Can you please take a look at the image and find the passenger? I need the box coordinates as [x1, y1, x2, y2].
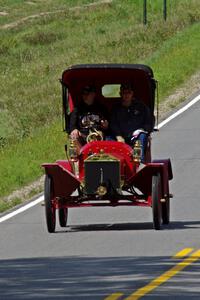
[110, 83, 154, 163]
[69, 85, 108, 145]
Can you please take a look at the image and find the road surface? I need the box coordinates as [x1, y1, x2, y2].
[1, 93, 200, 299]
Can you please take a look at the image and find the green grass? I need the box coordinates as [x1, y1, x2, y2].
[0, 0, 200, 204]
[148, 22, 200, 99]
[0, 0, 95, 25]
[0, 121, 66, 196]
[0, 197, 22, 213]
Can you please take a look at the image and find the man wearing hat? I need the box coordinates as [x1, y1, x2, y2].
[110, 83, 154, 162]
[69, 85, 108, 143]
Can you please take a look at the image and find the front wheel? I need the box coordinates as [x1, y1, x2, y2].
[161, 197, 170, 224]
[59, 208, 68, 227]
[152, 173, 162, 230]
[44, 175, 56, 233]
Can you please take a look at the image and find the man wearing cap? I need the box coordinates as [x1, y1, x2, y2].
[69, 85, 108, 144]
[110, 83, 154, 163]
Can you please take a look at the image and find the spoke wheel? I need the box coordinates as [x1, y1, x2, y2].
[44, 175, 56, 233]
[152, 173, 162, 230]
[59, 208, 68, 227]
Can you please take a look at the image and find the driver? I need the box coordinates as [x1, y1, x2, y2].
[110, 83, 154, 163]
[69, 85, 108, 144]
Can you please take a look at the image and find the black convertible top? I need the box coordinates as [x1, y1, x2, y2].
[63, 64, 154, 77]
[61, 64, 157, 131]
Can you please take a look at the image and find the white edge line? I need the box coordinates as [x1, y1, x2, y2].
[0, 195, 44, 223]
[158, 93, 200, 129]
[1, 92, 200, 223]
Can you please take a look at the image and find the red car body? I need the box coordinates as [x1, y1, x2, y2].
[42, 64, 173, 232]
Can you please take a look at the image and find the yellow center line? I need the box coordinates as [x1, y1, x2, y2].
[124, 249, 200, 300]
[104, 292, 124, 300]
[173, 247, 194, 259]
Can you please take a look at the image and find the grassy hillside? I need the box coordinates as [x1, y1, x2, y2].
[0, 0, 200, 203]
[0, 0, 94, 25]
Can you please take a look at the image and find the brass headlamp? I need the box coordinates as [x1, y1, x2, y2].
[133, 140, 142, 163]
[69, 137, 79, 161]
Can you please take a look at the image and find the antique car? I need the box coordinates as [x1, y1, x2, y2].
[42, 64, 173, 233]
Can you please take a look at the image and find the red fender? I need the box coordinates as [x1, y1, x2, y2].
[128, 159, 173, 197]
[42, 160, 80, 198]
[152, 159, 173, 180]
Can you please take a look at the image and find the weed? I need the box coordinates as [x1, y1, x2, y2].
[0, 197, 22, 213]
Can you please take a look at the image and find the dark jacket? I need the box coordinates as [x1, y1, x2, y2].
[69, 101, 107, 136]
[110, 99, 154, 139]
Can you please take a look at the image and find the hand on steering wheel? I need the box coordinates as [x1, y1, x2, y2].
[70, 129, 81, 140]
[100, 119, 109, 130]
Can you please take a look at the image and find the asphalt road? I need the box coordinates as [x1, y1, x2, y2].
[1, 94, 200, 299]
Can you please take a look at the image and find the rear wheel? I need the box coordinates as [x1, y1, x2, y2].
[59, 208, 68, 227]
[44, 175, 56, 233]
[161, 197, 170, 224]
[152, 173, 162, 230]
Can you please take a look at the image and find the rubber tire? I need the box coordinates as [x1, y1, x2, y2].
[44, 175, 56, 233]
[59, 208, 68, 227]
[152, 174, 162, 230]
[161, 197, 170, 225]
